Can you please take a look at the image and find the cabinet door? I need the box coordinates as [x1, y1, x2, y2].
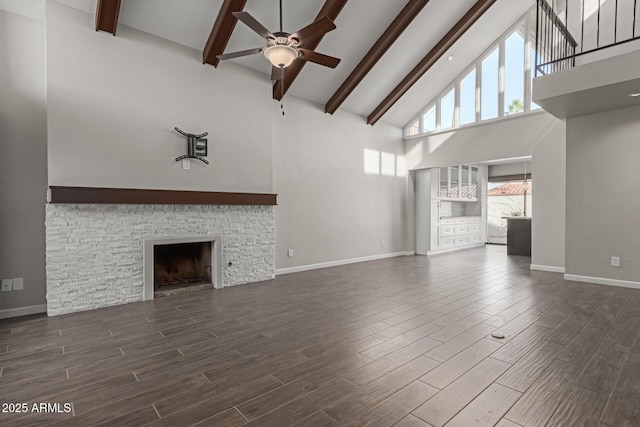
[440, 226, 455, 237]
[440, 237, 455, 248]
[455, 236, 468, 245]
[455, 225, 468, 235]
[439, 167, 448, 198]
[468, 234, 482, 243]
[470, 167, 479, 199]
[449, 166, 459, 198]
[461, 166, 469, 198]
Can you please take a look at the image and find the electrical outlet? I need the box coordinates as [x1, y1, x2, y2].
[1, 279, 11, 292]
[380, 240, 385, 247]
[182, 159, 191, 170]
[12, 277, 23, 291]
[287, 249, 294, 258]
[611, 256, 620, 267]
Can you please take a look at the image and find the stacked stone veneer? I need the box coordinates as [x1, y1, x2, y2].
[45, 204, 275, 316]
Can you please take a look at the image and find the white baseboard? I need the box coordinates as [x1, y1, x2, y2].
[564, 274, 640, 289]
[0, 304, 47, 320]
[530, 264, 565, 273]
[426, 243, 485, 256]
[276, 251, 414, 275]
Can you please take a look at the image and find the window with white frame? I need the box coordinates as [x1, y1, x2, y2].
[504, 22, 526, 115]
[422, 105, 436, 133]
[440, 87, 456, 130]
[459, 68, 476, 125]
[404, 7, 543, 138]
[405, 119, 419, 137]
[528, 11, 541, 110]
[481, 47, 499, 121]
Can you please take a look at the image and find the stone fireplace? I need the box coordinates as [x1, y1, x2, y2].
[45, 188, 276, 316]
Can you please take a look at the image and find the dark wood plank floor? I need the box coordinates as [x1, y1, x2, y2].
[2, 245, 640, 426]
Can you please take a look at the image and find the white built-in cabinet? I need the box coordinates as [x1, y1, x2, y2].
[415, 165, 487, 255]
[438, 165, 480, 200]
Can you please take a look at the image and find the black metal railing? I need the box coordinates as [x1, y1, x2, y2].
[535, 0, 640, 76]
[535, 0, 578, 75]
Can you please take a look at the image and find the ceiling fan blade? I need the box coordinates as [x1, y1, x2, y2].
[232, 12, 275, 39]
[289, 16, 336, 44]
[297, 48, 340, 68]
[271, 66, 284, 81]
[217, 48, 263, 60]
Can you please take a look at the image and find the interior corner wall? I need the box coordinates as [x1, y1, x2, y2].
[46, 2, 273, 193]
[529, 122, 565, 270]
[566, 105, 640, 283]
[273, 96, 407, 270]
[405, 111, 566, 270]
[0, 8, 47, 312]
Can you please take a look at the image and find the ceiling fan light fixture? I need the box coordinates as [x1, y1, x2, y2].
[264, 45, 298, 68]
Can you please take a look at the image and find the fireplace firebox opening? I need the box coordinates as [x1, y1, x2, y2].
[143, 235, 223, 301]
[153, 242, 212, 291]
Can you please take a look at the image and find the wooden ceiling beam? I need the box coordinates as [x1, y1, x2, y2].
[95, 0, 122, 35]
[203, 0, 248, 67]
[325, 0, 431, 115]
[273, 0, 349, 101]
[367, 0, 497, 125]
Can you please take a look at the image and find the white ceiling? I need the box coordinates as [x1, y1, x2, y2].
[0, 0, 45, 20]
[52, 0, 534, 127]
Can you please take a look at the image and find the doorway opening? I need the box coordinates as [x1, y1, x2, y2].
[484, 158, 532, 245]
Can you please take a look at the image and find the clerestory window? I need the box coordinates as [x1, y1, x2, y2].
[404, 7, 544, 138]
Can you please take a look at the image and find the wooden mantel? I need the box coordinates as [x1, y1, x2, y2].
[48, 186, 277, 206]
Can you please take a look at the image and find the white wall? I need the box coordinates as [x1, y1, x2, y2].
[47, 1, 273, 193]
[405, 112, 562, 169]
[273, 96, 407, 271]
[46, 2, 408, 278]
[489, 161, 530, 178]
[405, 111, 566, 270]
[566, 105, 640, 284]
[0, 6, 48, 315]
[413, 169, 432, 255]
[530, 125, 565, 270]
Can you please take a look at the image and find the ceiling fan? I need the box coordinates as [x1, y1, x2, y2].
[217, 0, 341, 81]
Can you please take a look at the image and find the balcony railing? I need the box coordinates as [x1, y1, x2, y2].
[535, 0, 640, 76]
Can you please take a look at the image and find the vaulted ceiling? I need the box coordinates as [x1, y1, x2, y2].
[56, 0, 534, 127]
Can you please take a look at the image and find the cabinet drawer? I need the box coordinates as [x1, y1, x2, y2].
[469, 224, 482, 233]
[455, 225, 468, 235]
[441, 218, 455, 225]
[440, 237, 454, 247]
[468, 217, 482, 224]
[454, 218, 467, 224]
[440, 226, 455, 237]
[468, 234, 482, 243]
[455, 236, 468, 245]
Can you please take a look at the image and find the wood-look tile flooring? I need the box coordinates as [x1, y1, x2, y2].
[2, 245, 640, 426]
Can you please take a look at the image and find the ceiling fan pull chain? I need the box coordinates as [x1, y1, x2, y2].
[281, 70, 285, 116]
